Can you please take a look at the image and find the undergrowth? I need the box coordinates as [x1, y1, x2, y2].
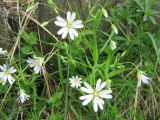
[0, 0, 160, 120]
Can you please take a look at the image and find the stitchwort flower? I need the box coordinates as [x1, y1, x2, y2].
[55, 11, 84, 40]
[17, 89, 30, 103]
[27, 55, 44, 74]
[0, 48, 7, 55]
[111, 24, 118, 34]
[137, 70, 151, 87]
[0, 64, 16, 85]
[79, 79, 112, 112]
[110, 40, 118, 50]
[102, 8, 108, 18]
[69, 76, 82, 88]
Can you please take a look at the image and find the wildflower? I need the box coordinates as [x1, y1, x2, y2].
[111, 24, 118, 34]
[79, 79, 112, 112]
[55, 11, 84, 40]
[69, 76, 82, 88]
[0, 64, 16, 85]
[110, 40, 117, 50]
[0, 48, 7, 55]
[137, 70, 151, 87]
[17, 89, 30, 103]
[26, 56, 44, 74]
[102, 8, 108, 18]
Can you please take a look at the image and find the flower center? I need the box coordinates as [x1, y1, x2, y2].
[5, 70, 10, 75]
[74, 79, 79, 84]
[67, 22, 72, 28]
[35, 60, 41, 67]
[93, 91, 98, 97]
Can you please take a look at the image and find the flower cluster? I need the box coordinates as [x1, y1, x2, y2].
[0, 48, 44, 103]
[0, 63, 30, 103]
[0, 9, 153, 113]
[69, 76, 112, 112]
[69, 69, 152, 112]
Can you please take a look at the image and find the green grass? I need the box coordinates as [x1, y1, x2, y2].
[0, 0, 160, 120]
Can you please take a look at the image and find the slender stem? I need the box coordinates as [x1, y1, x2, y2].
[99, 32, 114, 55]
[64, 64, 70, 120]
[134, 83, 139, 120]
[42, 69, 51, 97]
[44, 49, 57, 64]
[57, 50, 63, 87]
[0, 84, 13, 110]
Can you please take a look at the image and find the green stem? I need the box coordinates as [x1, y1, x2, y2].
[64, 64, 70, 120]
[99, 32, 114, 55]
[0, 84, 13, 110]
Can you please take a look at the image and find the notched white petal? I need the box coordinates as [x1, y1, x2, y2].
[55, 21, 66, 27]
[84, 82, 93, 91]
[56, 16, 67, 24]
[80, 87, 93, 94]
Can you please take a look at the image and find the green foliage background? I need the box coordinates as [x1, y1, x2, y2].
[0, 0, 160, 120]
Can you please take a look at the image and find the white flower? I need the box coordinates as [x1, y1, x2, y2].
[79, 79, 112, 112]
[102, 8, 108, 18]
[17, 89, 30, 103]
[137, 70, 151, 87]
[111, 24, 118, 34]
[55, 11, 84, 40]
[69, 76, 82, 88]
[110, 40, 118, 50]
[0, 64, 16, 85]
[27, 56, 44, 74]
[0, 48, 7, 55]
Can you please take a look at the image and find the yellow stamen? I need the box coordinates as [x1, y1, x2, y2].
[35, 60, 41, 67]
[67, 23, 72, 28]
[93, 92, 98, 97]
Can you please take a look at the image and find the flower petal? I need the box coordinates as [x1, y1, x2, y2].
[9, 67, 16, 73]
[72, 20, 84, 29]
[80, 95, 93, 106]
[141, 76, 149, 84]
[0, 65, 4, 71]
[97, 99, 104, 110]
[57, 27, 66, 35]
[84, 82, 93, 92]
[56, 16, 67, 24]
[55, 21, 66, 27]
[79, 94, 93, 100]
[71, 83, 76, 87]
[34, 66, 41, 74]
[93, 98, 98, 112]
[70, 12, 76, 22]
[80, 87, 93, 94]
[99, 90, 112, 99]
[69, 29, 74, 40]
[8, 76, 15, 84]
[67, 11, 71, 22]
[72, 20, 82, 25]
[105, 95, 112, 99]
[62, 28, 68, 39]
[96, 79, 101, 90]
[96, 80, 107, 92]
[70, 28, 78, 37]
